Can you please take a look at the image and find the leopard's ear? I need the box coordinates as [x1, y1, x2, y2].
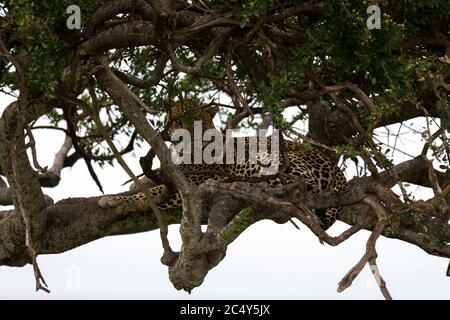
[207, 105, 220, 118]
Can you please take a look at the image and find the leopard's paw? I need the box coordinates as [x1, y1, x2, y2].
[98, 196, 126, 208]
[129, 176, 157, 192]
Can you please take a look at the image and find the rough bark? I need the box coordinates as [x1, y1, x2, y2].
[1, 167, 448, 267]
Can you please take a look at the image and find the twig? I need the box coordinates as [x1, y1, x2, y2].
[112, 52, 168, 89]
[25, 127, 46, 173]
[369, 258, 392, 300]
[47, 136, 72, 178]
[440, 130, 450, 166]
[422, 110, 447, 210]
[337, 196, 393, 300]
[225, 52, 253, 119]
[31, 126, 69, 134]
[421, 128, 442, 156]
[166, 30, 229, 74]
[425, 156, 443, 197]
[336, 221, 385, 294]
[360, 151, 379, 178]
[62, 103, 104, 193]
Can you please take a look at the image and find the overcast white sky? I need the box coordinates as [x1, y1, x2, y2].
[0, 93, 449, 300]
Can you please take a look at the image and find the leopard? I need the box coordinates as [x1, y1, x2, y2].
[99, 99, 348, 230]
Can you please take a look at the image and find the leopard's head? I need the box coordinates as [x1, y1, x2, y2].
[164, 99, 219, 137]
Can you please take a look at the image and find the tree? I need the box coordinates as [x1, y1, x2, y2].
[0, 0, 448, 299]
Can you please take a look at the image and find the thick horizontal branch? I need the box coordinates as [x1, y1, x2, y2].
[267, 1, 325, 23]
[79, 10, 238, 57]
[1, 172, 448, 267]
[79, 21, 157, 55]
[356, 156, 449, 190]
[306, 88, 442, 147]
[85, 0, 154, 37]
[0, 194, 169, 266]
[0, 186, 54, 207]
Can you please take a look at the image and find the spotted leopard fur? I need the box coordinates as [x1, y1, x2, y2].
[99, 99, 348, 230]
